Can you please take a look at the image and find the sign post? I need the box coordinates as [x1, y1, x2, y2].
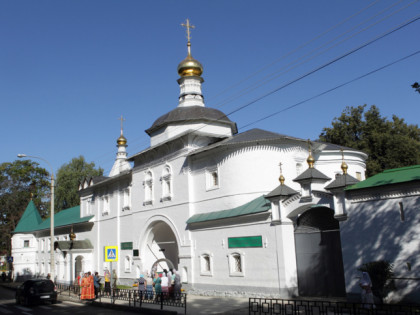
[105, 246, 118, 302]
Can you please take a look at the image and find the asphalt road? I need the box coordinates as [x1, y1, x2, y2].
[0, 286, 142, 315]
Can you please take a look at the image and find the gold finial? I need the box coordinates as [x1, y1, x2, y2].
[307, 139, 315, 168]
[69, 225, 76, 241]
[117, 115, 127, 146]
[178, 19, 203, 77]
[30, 192, 34, 200]
[340, 148, 348, 175]
[279, 162, 285, 185]
[181, 18, 195, 56]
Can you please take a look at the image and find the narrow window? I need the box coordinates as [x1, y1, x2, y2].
[233, 254, 242, 273]
[399, 202, 405, 222]
[125, 256, 131, 272]
[356, 172, 362, 181]
[212, 172, 218, 186]
[24, 240, 29, 248]
[144, 171, 153, 205]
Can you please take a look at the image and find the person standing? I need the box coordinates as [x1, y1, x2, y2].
[359, 271, 375, 308]
[153, 272, 162, 302]
[145, 272, 154, 300]
[138, 274, 146, 299]
[173, 270, 182, 300]
[104, 270, 111, 296]
[112, 269, 118, 290]
[93, 272, 100, 299]
[86, 271, 95, 300]
[80, 273, 88, 300]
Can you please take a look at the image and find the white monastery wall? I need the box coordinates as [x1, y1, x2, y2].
[341, 189, 420, 302]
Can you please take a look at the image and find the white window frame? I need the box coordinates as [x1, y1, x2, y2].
[228, 252, 245, 277]
[161, 165, 172, 202]
[143, 171, 154, 205]
[124, 255, 131, 272]
[122, 187, 131, 211]
[102, 195, 110, 215]
[199, 252, 213, 276]
[206, 166, 219, 191]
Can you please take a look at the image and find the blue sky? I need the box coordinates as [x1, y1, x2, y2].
[1, 0, 419, 175]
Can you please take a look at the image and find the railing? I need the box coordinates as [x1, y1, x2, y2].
[55, 284, 186, 314]
[249, 298, 420, 315]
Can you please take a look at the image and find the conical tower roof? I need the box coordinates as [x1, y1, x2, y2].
[13, 200, 43, 233]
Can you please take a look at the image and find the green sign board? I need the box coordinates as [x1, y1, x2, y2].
[228, 236, 263, 248]
[121, 242, 133, 250]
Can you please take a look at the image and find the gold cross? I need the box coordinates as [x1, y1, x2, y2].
[181, 19, 195, 43]
[279, 162, 283, 174]
[118, 115, 125, 135]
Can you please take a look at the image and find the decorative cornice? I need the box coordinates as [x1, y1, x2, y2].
[348, 187, 420, 203]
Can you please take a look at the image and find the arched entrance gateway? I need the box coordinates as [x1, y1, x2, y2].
[294, 207, 346, 297]
[141, 220, 179, 274]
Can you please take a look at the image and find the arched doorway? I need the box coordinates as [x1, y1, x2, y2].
[294, 207, 346, 297]
[74, 256, 83, 279]
[141, 221, 179, 274]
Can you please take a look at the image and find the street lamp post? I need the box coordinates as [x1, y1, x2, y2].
[17, 154, 55, 282]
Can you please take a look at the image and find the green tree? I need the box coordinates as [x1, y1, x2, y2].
[0, 160, 50, 255]
[319, 105, 420, 176]
[55, 156, 103, 211]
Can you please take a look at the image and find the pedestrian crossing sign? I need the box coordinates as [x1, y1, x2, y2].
[105, 246, 118, 262]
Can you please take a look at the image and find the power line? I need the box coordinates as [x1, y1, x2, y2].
[240, 50, 420, 130]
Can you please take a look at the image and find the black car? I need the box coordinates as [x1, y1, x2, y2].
[15, 279, 57, 305]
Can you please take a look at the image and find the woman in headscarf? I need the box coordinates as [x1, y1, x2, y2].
[359, 271, 375, 308]
[153, 272, 162, 302]
[138, 273, 146, 299]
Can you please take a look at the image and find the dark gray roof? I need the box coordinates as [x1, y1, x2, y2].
[90, 176, 108, 184]
[146, 106, 238, 135]
[265, 184, 299, 199]
[325, 174, 359, 190]
[190, 128, 366, 157]
[190, 128, 305, 156]
[55, 239, 93, 250]
[293, 168, 331, 182]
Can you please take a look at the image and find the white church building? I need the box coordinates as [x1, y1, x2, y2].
[12, 25, 419, 301]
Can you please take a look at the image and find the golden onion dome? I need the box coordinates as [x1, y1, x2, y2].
[117, 134, 127, 146]
[307, 154, 315, 168]
[341, 161, 348, 174]
[177, 53, 203, 77]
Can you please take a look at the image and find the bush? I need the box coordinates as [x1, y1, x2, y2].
[359, 260, 396, 303]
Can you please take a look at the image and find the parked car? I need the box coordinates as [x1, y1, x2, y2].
[15, 279, 57, 305]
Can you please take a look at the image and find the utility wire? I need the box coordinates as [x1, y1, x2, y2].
[97, 13, 420, 174]
[211, 0, 413, 110]
[240, 50, 420, 130]
[206, 0, 382, 104]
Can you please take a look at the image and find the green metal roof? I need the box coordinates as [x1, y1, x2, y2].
[13, 200, 43, 233]
[186, 195, 271, 224]
[13, 203, 93, 234]
[37, 205, 93, 231]
[346, 165, 420, 191]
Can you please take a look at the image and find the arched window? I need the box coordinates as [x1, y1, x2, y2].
[200, 253, 212, 276]
[228, 252, 244, 277]
[161, 165, 172, 201]
[206, 166, 219, 190]
[144, 171, 153, 205]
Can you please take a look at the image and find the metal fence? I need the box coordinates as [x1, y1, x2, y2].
[55, 284, 186, 314]
[249, 298, 420, 315]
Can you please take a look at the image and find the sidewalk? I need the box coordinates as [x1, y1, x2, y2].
[59, 290, 249, 314]
[1, 281, 249, 314]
